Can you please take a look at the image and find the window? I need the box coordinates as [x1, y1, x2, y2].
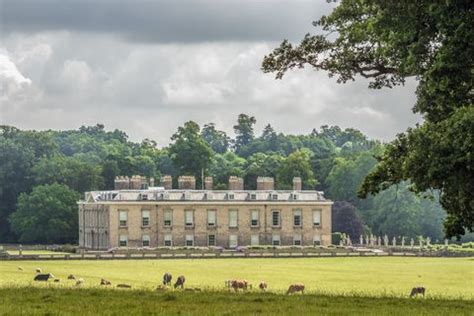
[164, 234, 172, 247]
[119, 235, 128, 247]
[250, 193, 257, 200]
[142, 210, 150, 227]
[293, 209, 302, 227]
[119, 210, 127, 227]
[185, 210, 194, 227]
[229, 235, 238, 248]
[142, 235, 150, 247]
[272, 210, 280, 227]
[272, 235, 281, 246]
[251, 209, 259, 227]
[141, 194, 148, 200]
[229, 209, 238, 228]
[313, 210, 321, 227]
[208, 234, 216, 246]
[251, 235, 259, 246]
[228, 193, 235, 200]
[185, 235, 194, 247]
[207, 210, 217, 227]
[292, 193, 298, 200]
[313, 235, 321, 246]
[164, 210, 172, 227]
[293, 234, 302, 246]
[272, 194, 278, 200]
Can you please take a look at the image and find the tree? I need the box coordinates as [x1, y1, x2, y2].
[332, 201, 364, 239]
[169, 121, 213, 181]
[233, 114, 256, 153]
[9, 184, 80, 244]
[201, 123, 230, 154]
[244, 152, 284, 189]
[209, 152, 246, 188]
[277, 149, 318, 189]
[262, 1, 473, 237]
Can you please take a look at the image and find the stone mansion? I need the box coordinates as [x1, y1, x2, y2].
[78, 175, 332, 250]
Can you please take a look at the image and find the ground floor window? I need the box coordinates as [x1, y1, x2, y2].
[142, 235, 150, 247]
[293, 234, 302, 246]
[251, 234, 259, 246]
[229, 235, 238, 248]
[272, 235, 280, 246]
[186, 235, 194, 247]
[164, 234, 172, 247]
[119, 235, 128, 247]
[208, 234, 216, 246]
[313, 235, 321, 246]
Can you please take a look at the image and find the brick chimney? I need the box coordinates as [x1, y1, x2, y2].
[257, 177, 274, 190]
[228, 176, 244, 190]
[204, 177, 213, 190]
[114, 176, 130, 190]
[293, 177, 302, 191]
[178, 176, 196, 190]
[160, 175, 173, 190]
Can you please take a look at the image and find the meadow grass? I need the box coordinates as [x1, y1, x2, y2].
[0, 286, 472, 315]
[1, 257, 472, 299]
[6, 250, 69, 255]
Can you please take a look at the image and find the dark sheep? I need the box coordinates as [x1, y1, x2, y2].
[67, 274, 76, 280]
[163, 272, 172, 286]
[174, 275, 186, 289]
[100, 278, 112, 286]
[34, 273, 54, 281]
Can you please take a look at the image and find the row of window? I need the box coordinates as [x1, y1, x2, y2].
[118, 234, 322, 247]
[119, 209, 322, 228]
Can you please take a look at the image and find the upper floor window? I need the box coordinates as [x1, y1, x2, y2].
[185, 210, 194, 227]
[119, 210, 127, 227]
[272, 210, 280, 227]
[142, 210, 150, 227]
[293, 209, 302, 227]
[207, 210, 217, 227]
[251, 209, 259, 227]
[313, 210, 321, 227]
[229, 209, 238, 228]
[163, 209, 172, 227]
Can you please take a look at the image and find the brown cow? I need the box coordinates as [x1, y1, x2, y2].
[163, 273, 172, 286]
[410, 287, 426, 297]
[287, 284, 305, 294]
[231, 279, 249, 292]
[259, 281, 267, 292]
[67, 274, 76, 280]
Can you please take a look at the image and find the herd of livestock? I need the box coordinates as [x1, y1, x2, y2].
[20, 266, 425, 297]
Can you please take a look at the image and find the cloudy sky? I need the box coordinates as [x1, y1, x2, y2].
[0, 0, 421, 145]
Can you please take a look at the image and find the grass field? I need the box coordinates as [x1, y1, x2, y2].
[1, 287, 473, 315]
[1, 257, 473, 299]
[6, 250, 69, 255]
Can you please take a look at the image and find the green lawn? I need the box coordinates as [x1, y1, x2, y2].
[0, 287, 472, 316]
[6, 250, 69, 255]
[1, 257, 472, 299]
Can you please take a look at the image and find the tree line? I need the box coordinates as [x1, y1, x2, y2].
[1, 116, 461, 245]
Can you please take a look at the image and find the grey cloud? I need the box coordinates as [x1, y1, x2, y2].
[1, 0, 334, 43]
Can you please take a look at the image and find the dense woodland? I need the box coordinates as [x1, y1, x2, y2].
[1, 116, 459, 244]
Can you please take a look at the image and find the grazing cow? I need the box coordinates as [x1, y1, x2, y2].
[287, 284, 305, 295]
[100, 278, 111, 286]
[54, 279, 60, 283]
[224, 280, 233, 289]
[17, 266, 24, 271]
[67, 274, 76, 280]
[259, 281, 267, 292]
[117, 284, 132, 288]
[34, 273, 54, 282]
[231, 279, 249, 292]
[75, 278, 85, 286]
[174, 275, 186, 289]
[410, 287, 426, 297]
[162, 273, 172, 286]
[36, 268, 42, 273]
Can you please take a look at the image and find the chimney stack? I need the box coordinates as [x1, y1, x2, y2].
[178, 176, 196, 190]
[160, 175, 173, 190]
[204, 177, 213, 190]
[114, 176, 130, 190]
[293, 177, 302, 191]
[257, 177, 274, 190]
[228, 176, 244, 190]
